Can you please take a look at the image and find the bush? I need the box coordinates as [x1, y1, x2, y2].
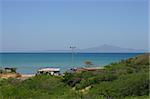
[0, 75, 74, 98]
[89, 72, 149, 98]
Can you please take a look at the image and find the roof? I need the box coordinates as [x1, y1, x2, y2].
[38, 68, 60, 72]
[75, 67, 103, 72]
[4, 67, 16, 69]
[83, 68, 101, 71]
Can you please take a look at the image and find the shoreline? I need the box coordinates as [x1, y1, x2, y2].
[0, 53, 142, 74]
[0, 73, 35, 80]
[0, 67, 104, 80]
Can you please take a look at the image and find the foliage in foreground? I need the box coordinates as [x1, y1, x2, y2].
[63, 54, 149, 98]
[0, 75, 81, 99]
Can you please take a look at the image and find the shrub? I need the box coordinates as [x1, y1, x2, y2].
[89, 72, 149, 98]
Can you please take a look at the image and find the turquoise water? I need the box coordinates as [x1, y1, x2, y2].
[0, 53, 142, 74]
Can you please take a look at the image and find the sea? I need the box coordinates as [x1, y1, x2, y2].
[0, 53, 143, 74]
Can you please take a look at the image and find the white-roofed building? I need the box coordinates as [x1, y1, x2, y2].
[37, 68, 60, 76]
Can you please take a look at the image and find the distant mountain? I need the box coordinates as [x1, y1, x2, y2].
[44, 44, 147, 53]
[43, 49, 71, 53]
[77, 44, 146, 53]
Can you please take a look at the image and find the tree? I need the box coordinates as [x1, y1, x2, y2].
[11, 68, 17, 73]
[84, 60, 93, 67]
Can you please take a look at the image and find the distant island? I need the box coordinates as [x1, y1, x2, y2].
[43, 44, 147, 53]
[1, 44, 147, 53]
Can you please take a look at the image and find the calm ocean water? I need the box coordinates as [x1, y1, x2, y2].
[0, 53, 142, 74]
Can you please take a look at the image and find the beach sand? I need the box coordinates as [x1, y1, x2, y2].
[0, 73, 35, 80]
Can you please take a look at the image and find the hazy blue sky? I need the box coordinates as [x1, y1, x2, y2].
[0, 0, 149, 52]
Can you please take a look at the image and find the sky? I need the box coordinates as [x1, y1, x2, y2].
[0, 0, 149, 52]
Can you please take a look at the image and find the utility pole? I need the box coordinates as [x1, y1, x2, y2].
[70, 46, 76, 67]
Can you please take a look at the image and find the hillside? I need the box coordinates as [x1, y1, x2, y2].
[63, 53, 149, 98]
[129, 53, 149, 65]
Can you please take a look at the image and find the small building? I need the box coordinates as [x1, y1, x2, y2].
[71, 67, 104, 73]
[4, 67, 17, 73]
[37, 68, 60, 76]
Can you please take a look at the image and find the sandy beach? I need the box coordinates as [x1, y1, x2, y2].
[0, 73, 35, 80]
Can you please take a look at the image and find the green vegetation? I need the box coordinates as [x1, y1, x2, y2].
[0, 54, 149, 99]
[0, 75, 80, 99]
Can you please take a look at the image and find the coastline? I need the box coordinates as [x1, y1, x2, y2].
[0, 53, 142, 74]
